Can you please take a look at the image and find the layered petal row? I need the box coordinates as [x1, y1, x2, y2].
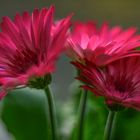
[66, 22, 140, 66]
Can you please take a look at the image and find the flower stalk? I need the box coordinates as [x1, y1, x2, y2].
[77, 89, 88, 140]
[104, 111, 117, 140]
[44, 86, 58, 140]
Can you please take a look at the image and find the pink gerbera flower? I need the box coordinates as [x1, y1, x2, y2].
[67, 22, 140, 66]
[72, 56, 140, 110]
[0, 6, 71, 99]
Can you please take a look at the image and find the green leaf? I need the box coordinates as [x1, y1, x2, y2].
[114, 109, 140, 140]
[60, 81, 107, 140]
[83, 94, 107, 140]
[1, 88, 49, 140]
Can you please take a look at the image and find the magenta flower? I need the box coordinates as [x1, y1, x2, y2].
[0, 6, 71, 99]
[66, 22, 140, 66]
[72, 56, 140, 110]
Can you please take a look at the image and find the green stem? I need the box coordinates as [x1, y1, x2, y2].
[104, 111, 117, 140]
[44, 86, 58, 140]
[77, 89, 88, 140]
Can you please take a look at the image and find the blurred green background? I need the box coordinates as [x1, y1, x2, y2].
[0, 0, 140, 140]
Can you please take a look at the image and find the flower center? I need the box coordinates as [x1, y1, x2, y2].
[113, 76, 135, 99]
[115, 85, 126, 93]
[114, 76, 131, 93]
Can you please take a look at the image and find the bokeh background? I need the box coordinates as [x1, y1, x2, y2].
[0, 0, 140, 140]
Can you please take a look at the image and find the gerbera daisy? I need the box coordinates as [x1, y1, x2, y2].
[0, 6, 71, 99]
[67, 22, 140, 66]
[72, 56, 140, 110]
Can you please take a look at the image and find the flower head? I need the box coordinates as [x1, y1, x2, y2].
[0, 6, 71, 99]
[67, 22, 140, 66]
[73, 56, 140, 110]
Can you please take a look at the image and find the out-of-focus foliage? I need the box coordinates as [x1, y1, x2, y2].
[58, 80, 107, 140]
[57, 80, 140, 140]
[1, 88, 49, 140]
[0, 81, 140, 140]
[114, 109, 140, 140]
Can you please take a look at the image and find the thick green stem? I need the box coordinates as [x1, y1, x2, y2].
[77, 89, 88, 140]
[104, 111, 117, 140]
[44, 86, 58, 140]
